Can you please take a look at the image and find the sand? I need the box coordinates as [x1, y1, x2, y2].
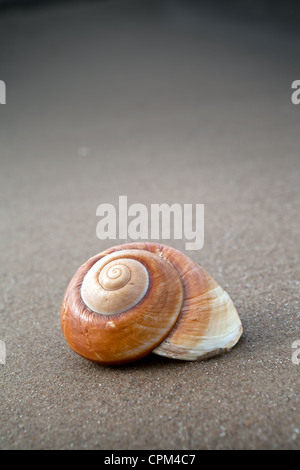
[0, 0, 299, 450]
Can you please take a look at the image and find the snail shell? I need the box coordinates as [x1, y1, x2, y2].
[61, 242, 243, 365]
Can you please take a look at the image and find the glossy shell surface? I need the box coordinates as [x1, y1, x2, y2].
[61, 243, 243, 365]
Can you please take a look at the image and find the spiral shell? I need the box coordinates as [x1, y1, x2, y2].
[60, 242, 243, 365]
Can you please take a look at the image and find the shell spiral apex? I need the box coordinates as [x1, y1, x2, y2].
[60, 242, 243, 365]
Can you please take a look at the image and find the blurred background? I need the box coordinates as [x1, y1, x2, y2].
[1, 0, 299, 450]
[2, 0, 300, 25]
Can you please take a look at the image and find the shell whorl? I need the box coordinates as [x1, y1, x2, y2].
[61, 242, 243, 365]
[81, 255, 149, 315]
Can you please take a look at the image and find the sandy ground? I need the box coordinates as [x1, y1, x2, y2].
[0, 0, 299, 450]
